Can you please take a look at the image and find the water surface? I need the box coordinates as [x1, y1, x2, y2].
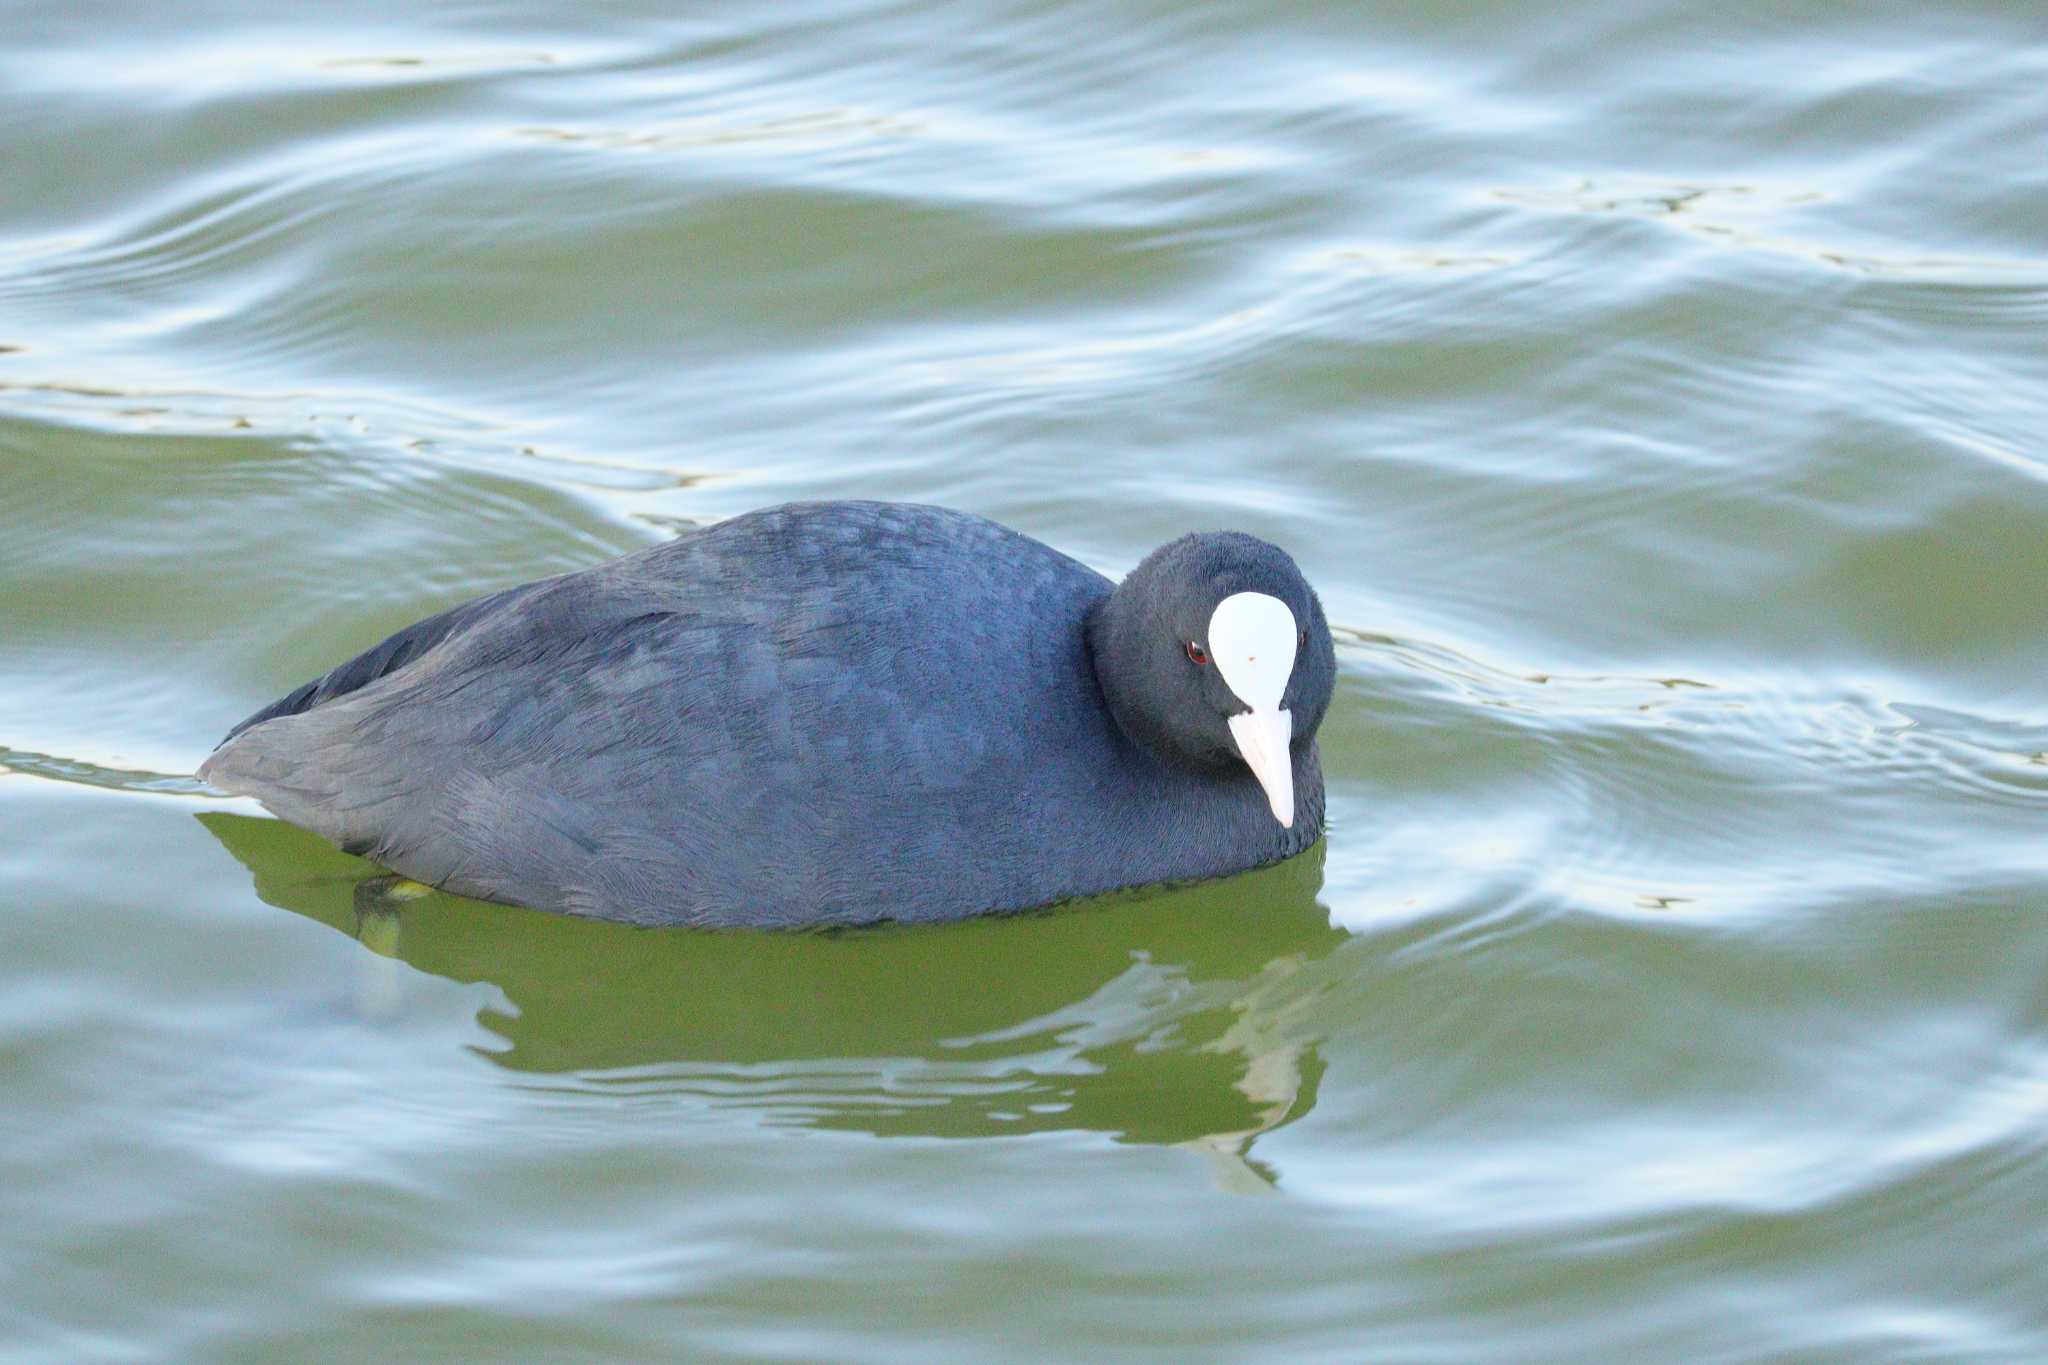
[4, 0, 2047, 1359]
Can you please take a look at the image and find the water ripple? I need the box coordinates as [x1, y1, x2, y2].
[0, 746, 206, 797]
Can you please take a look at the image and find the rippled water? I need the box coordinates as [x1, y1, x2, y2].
[5, 0, 2047, 1358]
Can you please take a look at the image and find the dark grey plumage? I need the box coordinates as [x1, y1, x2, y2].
[200, 501, 1336, 927]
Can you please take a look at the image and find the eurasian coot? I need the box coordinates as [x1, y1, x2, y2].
[200, 501, 1336, 926]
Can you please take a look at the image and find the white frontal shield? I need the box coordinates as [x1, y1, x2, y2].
[1208, 592, 1300, 827]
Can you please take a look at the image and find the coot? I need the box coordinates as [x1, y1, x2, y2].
[201, 501, 1337, 927]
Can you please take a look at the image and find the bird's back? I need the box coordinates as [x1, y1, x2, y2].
[203, 501, 1151, 925]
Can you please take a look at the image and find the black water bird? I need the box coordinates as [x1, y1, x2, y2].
[200, 501, 1337, 926]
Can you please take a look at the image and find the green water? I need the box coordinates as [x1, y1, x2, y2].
[5, 1, 2047, 1359]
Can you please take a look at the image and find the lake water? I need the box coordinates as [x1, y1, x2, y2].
[5, 1, 2046, 1358]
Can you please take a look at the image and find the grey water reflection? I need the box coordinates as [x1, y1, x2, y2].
[201, 811, 1345, 1179]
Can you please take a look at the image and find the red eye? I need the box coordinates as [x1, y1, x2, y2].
[1299, 628, 1309, 648]
[1185, 640, 1209, 666]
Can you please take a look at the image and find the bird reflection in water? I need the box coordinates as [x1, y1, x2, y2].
[202, 811, 1347, 1188]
